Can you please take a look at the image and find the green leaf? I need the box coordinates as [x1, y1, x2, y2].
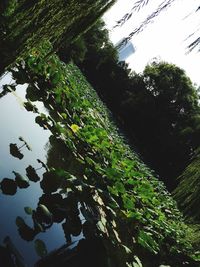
[70, 124, 80, 133]
[122, 195, 135, 210]
[51, 72, 61, 85]
[38, 204, 52, 219]
[24, 207, 33, 215]
[97, 221, 106, 233]
[61, 113, 67, 119]
[133, 255, 143, 267]
[138, 230, 159, 254]
[13, 171, 30, 189]
[34, 239, 48, 258]
[115, 182, 126, 194]
[121, 245, 132, 254]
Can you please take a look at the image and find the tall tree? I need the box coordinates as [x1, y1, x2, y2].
[121, 61, 200, 189]
[60, 21, 200, 189]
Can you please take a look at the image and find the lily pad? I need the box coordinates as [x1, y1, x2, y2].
[39, 193, 65, 223]
[9, 143, 24, 159]
[40, 170, 63, 193]
[37, 159, 48, 171]
[24, 207, 33, 215]
[13, 171, 30, 188]
[0, 178, 17, 195]
[35, 115, 50, 130]
[26, 165, 40, 182]
[24, 101, 38, 112]
[35, 204, 52, 225]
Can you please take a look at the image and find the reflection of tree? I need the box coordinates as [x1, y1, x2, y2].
[8, 130, 113, 266]
[1, 69, 132, 267]
[15, 164, 85, 244]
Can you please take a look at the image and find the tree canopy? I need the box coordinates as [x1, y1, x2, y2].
[121, 61, 200, 189]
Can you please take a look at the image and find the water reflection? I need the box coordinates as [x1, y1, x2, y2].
[0, 70, 66, 266]
[35, 231, 107, 267]
[0, 70, 89, 266]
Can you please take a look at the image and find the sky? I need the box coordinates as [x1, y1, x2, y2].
[103, 0, 200, 86]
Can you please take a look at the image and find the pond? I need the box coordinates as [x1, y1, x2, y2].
[0, 71, 84, 266]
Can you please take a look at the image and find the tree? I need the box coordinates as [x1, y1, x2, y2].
[60, 20, 200, 189]
[121, 61, 200, 189]
[58, 19, 132, 111]
[0, 0, 116, 73]
[58, 19, 110, 65]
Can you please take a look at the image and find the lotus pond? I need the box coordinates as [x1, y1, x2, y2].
[0, 49, 198, 267]
[0, 71, 85, 266]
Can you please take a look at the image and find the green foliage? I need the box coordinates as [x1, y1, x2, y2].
[136, 61, 200, 187]
[0, 0, 116, 73]
[2, 0, 18, 16]
[138, 230, 159, 254]
[58, 19, 115, 64]
[9, 43, 200, 265]
[1, 1, 200, 265]
[132, 256, 143, 267]
[24, 207, 33, 215]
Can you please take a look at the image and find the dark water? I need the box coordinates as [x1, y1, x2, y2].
[0, 72, 81, 266]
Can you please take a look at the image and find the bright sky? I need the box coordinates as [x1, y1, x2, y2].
[103, 0, 200, 86]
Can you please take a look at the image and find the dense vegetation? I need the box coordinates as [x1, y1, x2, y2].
[0, 0, 115, 73]
[8, 43, 200, 266]
[1, 1, 200, 266]
[60, 20, 200, 190]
